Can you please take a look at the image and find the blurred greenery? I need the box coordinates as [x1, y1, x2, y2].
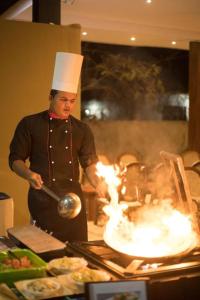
[81, 43, 188, 120]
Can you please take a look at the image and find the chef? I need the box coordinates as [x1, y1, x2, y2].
[9, 52, 104, 242]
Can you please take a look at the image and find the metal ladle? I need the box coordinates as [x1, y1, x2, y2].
[41, 184, 81, 219]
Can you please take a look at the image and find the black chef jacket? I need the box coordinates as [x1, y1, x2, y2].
[9, 110, 98, 242]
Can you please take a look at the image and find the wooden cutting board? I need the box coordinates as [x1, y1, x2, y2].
[7, 225, 66, 254]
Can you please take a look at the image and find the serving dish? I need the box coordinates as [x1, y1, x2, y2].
[0, 248, 47, 285]
[47, 256, 88, 275]
[69, 267, 111, 285]
[15, 274, 82, 300]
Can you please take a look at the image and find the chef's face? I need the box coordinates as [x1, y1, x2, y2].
[49, 91, 77, 119]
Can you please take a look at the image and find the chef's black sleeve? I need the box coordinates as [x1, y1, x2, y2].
[9, 117, 31, 170]
[78, 123, 98, 169]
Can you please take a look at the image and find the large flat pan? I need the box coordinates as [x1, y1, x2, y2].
[105, 240, 197, 263]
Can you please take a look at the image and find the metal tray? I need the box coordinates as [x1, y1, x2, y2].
[0, 248, 47, 285]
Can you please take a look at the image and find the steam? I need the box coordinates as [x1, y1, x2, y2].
[104, 199, 198, 257]
[96, 161, 199, 258]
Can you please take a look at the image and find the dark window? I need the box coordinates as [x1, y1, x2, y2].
[81, 42, 189, 121]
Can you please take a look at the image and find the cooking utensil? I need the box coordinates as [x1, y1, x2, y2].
[41, 185, 81, 219]
[104, 240, 196, 263]
[7, 250, 20, 262]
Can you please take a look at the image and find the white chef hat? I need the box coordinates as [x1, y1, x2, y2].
[52, 52, 83, 93]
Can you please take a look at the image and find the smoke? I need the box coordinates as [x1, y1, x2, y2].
[145, 164, 175, 200]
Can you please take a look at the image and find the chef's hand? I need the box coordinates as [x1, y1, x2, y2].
[12, 160, 44, 189]
[85, 163, 108, 198]
[95, 180, 108, 198]
[27, 171, 43, 189]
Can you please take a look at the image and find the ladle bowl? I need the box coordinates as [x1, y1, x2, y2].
[41, 185, 81, 219]
[57, 192, 82, 218]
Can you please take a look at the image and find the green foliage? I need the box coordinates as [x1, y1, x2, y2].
[82, 49, 165, 119]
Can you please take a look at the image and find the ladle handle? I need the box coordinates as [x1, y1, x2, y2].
[41, 184, 60, 202]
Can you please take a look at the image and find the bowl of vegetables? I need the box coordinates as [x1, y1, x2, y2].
[0, 248, 47, 286]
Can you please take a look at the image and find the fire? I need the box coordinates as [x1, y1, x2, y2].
[96, 162, 199, 258]
[96, 162, 122, 206]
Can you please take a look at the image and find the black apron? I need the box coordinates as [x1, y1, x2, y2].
[28, 181, 88, 242]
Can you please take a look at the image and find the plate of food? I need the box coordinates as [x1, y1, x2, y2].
[47, 256, 88, 275]
[0, 249, 47, 285]
[69, 267, 111, 285]
[15, 277, 62, 300]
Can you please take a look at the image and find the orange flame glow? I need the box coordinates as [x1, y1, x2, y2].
[96, 162, 199, 258]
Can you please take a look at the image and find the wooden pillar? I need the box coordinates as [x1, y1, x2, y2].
[189, 42, 200, 151]
[32, 0, 61, 24]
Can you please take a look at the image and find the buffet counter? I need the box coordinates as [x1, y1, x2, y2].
[0, 227, 112, 300]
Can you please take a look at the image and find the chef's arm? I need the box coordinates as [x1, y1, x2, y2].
[85, 163, 107, 198]
[12, 160, 43, 189]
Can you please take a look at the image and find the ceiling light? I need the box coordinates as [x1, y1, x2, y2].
[130, 37, 136, 41]
[146, 0, 152, 4]
[172, 41, 177, 45]
[82, 32, 88, 36]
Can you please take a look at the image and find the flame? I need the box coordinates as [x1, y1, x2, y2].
[96, 162, 122, 206]
[96, 162, 199, 258]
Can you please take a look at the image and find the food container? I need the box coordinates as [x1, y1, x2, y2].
[0, 248, 47, 285]
[47, 256, 88, 275]
[68, 267, 111, 286]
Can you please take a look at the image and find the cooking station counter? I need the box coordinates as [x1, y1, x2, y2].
[66, 240, 200, 300]
[66, 240, 200, 280]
